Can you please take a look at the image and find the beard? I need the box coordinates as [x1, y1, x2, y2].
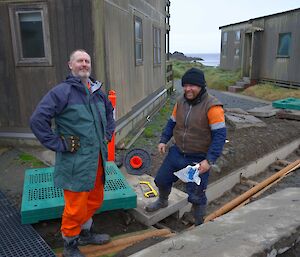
[78, 70, 91, 79]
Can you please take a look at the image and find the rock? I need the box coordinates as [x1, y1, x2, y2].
[170, 51, 203, 62]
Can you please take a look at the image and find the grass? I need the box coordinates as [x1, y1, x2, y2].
[242, 83, 300, 101]
[172, 60, 204, 80]
[18, 153, 45, 168]
[142, 99, 173, 139]
[171, 59, 299, 101]
[202, 67, 241, 91]
[171, 60, 241, 91]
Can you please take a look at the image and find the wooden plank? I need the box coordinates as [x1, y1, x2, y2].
[55, 228, 174, 257]
[81, 0, 93, 54]
[72, 0, 84, 48]
[0, 3, 20, 127]
[63, 0, 76, 54]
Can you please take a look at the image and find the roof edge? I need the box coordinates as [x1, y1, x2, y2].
[219, 7, 300, 30]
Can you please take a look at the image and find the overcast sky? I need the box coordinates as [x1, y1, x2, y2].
[170, 0, 299, 54]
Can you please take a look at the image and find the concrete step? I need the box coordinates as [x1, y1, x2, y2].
[228, 85, 244, 93]
[243, 77, 250, 84]
[121, 167, 189, 226]
[236, 81, 248, 87]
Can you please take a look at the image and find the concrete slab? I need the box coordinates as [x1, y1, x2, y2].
[129, 188, 300, 257]
[121, 167, 189, 226]
[225, 110, 266, 129]
[276, 109, 300, 121]
[247, 104, 279, 117]
[225, 107, 249, 115]
[206, 139, 300, 202]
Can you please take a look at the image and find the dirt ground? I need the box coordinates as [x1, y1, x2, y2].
[0, 92, 299, 255]
[129, 91, 300, 186]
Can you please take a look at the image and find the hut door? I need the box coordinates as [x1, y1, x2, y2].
[243, 33, 252, 77]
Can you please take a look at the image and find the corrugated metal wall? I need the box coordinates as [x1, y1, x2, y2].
[219, 9, 300, 86]
[0, 0, 94, 129]
[259, 11, 300, 84]
[0, 0, 167, 133]
[103, 0, 166, 120]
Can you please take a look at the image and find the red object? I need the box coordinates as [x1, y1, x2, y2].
[62, 155, 104, 236]
[129, 155, 143, 169]
[108, 90, 116, 161]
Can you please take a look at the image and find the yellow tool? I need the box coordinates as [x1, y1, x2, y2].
[139, 181, 158, 198]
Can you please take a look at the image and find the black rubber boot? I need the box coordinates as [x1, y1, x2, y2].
[145, 188, 171, 212]
[63, 236, 85, 257]
[193, 204, 206, 226]
[78, 229, 110, 246]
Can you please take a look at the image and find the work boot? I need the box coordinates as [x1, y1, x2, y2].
[78, 229, 110, 246]
[145, 188, 171, 212]
[63, 236, 85, 257]
[193, 204, 206, 226]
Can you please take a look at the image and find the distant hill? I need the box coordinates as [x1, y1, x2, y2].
[169, 51, 203, 61]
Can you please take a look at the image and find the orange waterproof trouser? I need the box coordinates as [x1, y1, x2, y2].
[61, 155, 104, 237]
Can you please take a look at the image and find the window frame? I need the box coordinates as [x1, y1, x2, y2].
[134, 15, 143, 66]
[9, 2, 52, 66]
[235, 30, 241, 42]
[234, 47, 240, 58]
[277, 32, 291, 58]
[221, 32, 228, 57]
[222, 32, 228, 43]
[153, 26, 161, 65]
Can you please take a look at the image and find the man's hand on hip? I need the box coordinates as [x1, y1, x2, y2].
[158, 143, 166, 154]
[62, 135, 80, 153]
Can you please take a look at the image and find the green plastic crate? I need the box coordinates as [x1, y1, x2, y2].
[272, 98, 300, 110]
[21, 162, 136, 224]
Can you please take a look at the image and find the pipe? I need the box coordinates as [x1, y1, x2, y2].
[204, 159, 300, 223]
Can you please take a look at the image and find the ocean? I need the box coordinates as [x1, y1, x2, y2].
[185, 53, 220, 67]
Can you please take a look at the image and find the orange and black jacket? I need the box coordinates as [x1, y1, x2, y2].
[160, 92, 226, 164]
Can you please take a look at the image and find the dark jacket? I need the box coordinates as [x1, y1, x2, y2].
[30, 74, 115, 191]
[160, 92, 226, 162]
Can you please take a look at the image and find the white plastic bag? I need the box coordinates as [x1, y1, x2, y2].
[174, 164, 201, 185]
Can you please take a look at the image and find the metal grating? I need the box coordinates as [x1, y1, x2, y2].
[0, 190, 7, 199]
[29, 171, 53, 184]
[21, 162, 137, 224]
[28, 187, 64, 201]
[0, 191, 56, 257]
[0, 204, 18, 219]
[104, 179, 128, 191]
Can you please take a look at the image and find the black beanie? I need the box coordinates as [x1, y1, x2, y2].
[181, 68, 206, 88]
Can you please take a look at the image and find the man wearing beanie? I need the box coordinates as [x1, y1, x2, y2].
[145, 67, 226, 226]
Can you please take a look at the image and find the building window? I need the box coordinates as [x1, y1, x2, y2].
[221, 32, 227, 57]
[222, 32, 228, 43]
[221, 44, 227, 57]
[134, 16, 143, 65]
[277, 33, 291, 57]
[153, 27, 161, 65]
[9, 3, 52, 66]
[235, 48, 240, 57]
[235, 30, 241, 41]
